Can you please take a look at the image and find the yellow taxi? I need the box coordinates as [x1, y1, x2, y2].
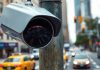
[0, 54, 36, 70]
[63, 49, 69, 63]
[63, 53, 69, 63]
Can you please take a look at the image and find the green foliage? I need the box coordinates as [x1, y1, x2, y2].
[75, 33, 89, 46]
[84, 18, 96, 30]
[75, 17, 100, 46]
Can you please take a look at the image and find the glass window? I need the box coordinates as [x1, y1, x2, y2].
[75, 55, 87, 59]
[7, 35, 10, 40]
[24, 56, 29, 61]
[9, 0, 13, 3]
[0, 34, 3, 39]
[4, 58, 20, 62]
[0, 2, 3, 14]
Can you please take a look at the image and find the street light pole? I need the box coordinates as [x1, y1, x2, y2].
[39, 0, 64, 70]
[97, 19, 100, 38]
[95, 18, 100, 38]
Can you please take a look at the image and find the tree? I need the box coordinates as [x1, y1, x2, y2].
[84, 18, 96, 30]
[75, 32, 89, 46]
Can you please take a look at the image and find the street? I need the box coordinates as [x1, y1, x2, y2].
[0, 50, 100, 70]
[32, 50, 100, 70]
[64, 50, 100, 70]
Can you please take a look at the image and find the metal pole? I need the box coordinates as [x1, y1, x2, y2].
[39, 0, 62, 19]
[96, 18, 99, 38]
[39, 0, 64, 70]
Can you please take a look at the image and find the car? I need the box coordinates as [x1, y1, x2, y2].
[0, 54, 36, 70]
[69, 47, 76, 57]
[71, 49, 83, 57]
[71, 52, 76, 57]
[73, 54, 91, 69]
[64, 43, 70, 51]
[63, 49, 69, 63]
[63, 53, 69, 63]
[30, 49, 39, 60]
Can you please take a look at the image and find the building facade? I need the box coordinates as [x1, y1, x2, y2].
[84, 0, 91, 18]
[62, 0, 69, 43]
[74, 0, 91, 19]
[74, 0, 91, 34]
[0, 0, 29, 58]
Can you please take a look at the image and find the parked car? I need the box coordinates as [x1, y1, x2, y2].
[73, 54, 91, 69]
[0, 54, 36, 70]
[30, 49, 39, 60]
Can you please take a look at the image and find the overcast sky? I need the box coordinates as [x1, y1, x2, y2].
[91, 0, 100, 18]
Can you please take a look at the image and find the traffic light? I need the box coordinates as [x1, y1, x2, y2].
[74, 16, 83, 23]
[74, 16, 77, 23]
[78, 16, 82, 23]
[0, 3, 61, 48]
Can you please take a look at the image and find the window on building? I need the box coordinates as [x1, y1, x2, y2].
[7, 35, 10, 40]
[5, 0, 9, 4]
[0, 2, 3, 14]
[6, 0, 13, 4]
[0, 34, 3, 39]
[9, 0, 13, 3]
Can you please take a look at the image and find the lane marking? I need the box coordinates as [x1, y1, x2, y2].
[96, 65, 100, 69]
[93, 62, 96, 65]
[86, 51, 100, 69]
[67, 63, 70, 66]
[64, 63, 67, 69]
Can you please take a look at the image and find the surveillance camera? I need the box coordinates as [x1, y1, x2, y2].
[0, 3, 61, 48]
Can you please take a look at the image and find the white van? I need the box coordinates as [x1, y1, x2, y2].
[30, 49, 39, 60]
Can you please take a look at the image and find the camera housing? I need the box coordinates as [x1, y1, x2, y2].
[0, 3, 61, 48]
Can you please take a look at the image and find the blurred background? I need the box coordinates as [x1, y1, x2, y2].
[0, 0, 100, 70]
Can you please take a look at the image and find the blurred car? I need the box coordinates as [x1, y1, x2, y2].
[11, 53, 22, 56]
[63, 49, 69, 63]
[71, 52, 76, 57]
[63, 53, 69, 63]
[73, 54, 91, 69]
[71, 50, 82, 57]
[69, 47, 76, 57]
[79, 46, 84, 51]
[30, 49, 39, 60]
[0, 54, 36, 70]
[64, 43, 70, 51]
